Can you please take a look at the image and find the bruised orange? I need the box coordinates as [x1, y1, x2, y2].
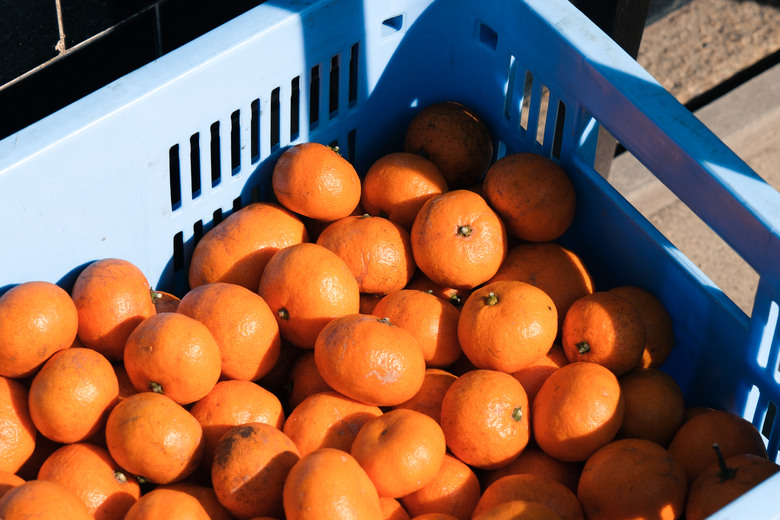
[211, 422, 300, 519]
[189, 380, 285, 471]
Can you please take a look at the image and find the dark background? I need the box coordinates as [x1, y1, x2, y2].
[0, 0, 671, 141]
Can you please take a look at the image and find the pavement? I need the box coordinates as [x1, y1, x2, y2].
[606, 0, 780, 315]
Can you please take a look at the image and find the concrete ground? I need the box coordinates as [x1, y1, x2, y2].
[606, 0, 780, 316]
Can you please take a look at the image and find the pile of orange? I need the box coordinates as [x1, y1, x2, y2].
[0, 100, 776, 520]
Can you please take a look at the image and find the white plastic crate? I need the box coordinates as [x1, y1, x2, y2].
[2, 0, 780, 516]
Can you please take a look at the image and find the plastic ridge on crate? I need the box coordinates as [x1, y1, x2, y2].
[2, 0, 780, 516]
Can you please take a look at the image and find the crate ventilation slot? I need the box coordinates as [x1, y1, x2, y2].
[166, 41, 362, 286]
[478, 22, 498, 50]
[382, 14, 404, 36]
[503, 59, 567, 157]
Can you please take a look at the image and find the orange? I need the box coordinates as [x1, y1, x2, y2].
[472, 500, 563, 520]
[316, 214, 416, 295]
[14, 434, 59, 482]
[272, 142, 361, 221]
[577, 438, 687, 520]
[473, 473, 584, 520]
[616, 367, 686, 447]
[487, 242, 594, 336]
[361, 152, 449, 231]
[188, 202, 309, 291]
[403, 101, 493, 190]
[28, 347, 118, 444]
[0, 376, 36, 474]
[0, 281, 77, 378]
[286, 350, 333, 410]
[411, 190, 507, 290]
[151, 289, 180, 313]
[361, 292, 385, 314]
[458, 280, 557, 373]
[105, 391, 204, 484]
[444, 352, 480, 376]
[112, 361, 138, 402]
[124, 312, 221, 405]
[392, 368, 458, 425]
[667, 409, 769, 484]
[609, 285, 675, 368]
[404, 271, 470, 308]
[124, 487, 210, 520]
[211, 422, 300, 519]
[37, 442, 140, 520]
[157, 481, 234, 520]
[0, 479, 93, 519]
[351, 409, 446, 498]
[314, 313, 426, 407]
[510, 343, 569, 406]
[686, 448, 780, 520]
[409, 514, 460, 520]
[258, 242, 360, 349]
[0, 471, 24, 500]
[177, 282, 281, 381]
[532, 361, 624, 462]
[283, 448, 383, 520]
[381, 496, 412, 520]
[481, 445, 583, 494]
[440, 369, 530, 470]
[482, 152, 576, 242]
[561, 291, 645, 377]
[189, 380, 286, 471]
[684, 405, 717, 423]
[399, 453, 481, 520]
[282, 390, 382, 457]
[372, 289, 462, 367]
[301, 202, 366, 243]
[256, 339, 304, 397]
[71, 258, 157, 361]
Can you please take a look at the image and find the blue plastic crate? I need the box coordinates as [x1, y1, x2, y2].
[2, 0, 780, 515]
